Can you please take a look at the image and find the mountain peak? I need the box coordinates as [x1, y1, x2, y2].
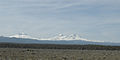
[18, 32, 27, 35]
[40, 34, 89, 41]
[9, 32, 33, 39]
[8, 33, 104, 42]
[39, 34, 105, 42]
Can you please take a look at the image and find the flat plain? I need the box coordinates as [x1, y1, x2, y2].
[0, 48, 120, 60]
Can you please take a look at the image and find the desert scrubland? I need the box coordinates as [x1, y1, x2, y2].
[0, 48, 120, 60]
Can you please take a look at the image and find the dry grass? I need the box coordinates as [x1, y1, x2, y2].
[0, 48, 120, 60]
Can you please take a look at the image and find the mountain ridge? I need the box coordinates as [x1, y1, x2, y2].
[8, 33, 104, 42]
[0, 35, 120, 46]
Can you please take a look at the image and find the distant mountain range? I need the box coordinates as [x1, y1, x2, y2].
[0, 33, 119, 46]
[8, 33, 104, 42]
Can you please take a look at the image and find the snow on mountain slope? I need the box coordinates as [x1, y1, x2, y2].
[9, 33, 39, 40]
[8, 33, 104, 42]
[40, 34, 104, 42]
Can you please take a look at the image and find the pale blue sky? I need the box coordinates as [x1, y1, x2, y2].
[0, 0, 120, 42]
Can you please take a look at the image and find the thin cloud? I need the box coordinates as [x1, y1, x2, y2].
[0, 0, 120, 42]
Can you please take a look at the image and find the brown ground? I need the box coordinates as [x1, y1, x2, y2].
[0, 48, 120, 60]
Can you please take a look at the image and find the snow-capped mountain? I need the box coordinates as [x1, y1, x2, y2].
[9, 33, 30, 38]
[9, 33, 39, 40]
[8, 33, 104, 42]
[0, 33, 119, 46]
[40, 34, 104, 42]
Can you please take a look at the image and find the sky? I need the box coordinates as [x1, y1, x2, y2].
[0, 0, 120, 42]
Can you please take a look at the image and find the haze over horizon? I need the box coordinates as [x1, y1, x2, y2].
[0, 0, 120, 42]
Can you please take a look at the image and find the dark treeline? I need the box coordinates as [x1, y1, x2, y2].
[0, 43, 120, 50]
